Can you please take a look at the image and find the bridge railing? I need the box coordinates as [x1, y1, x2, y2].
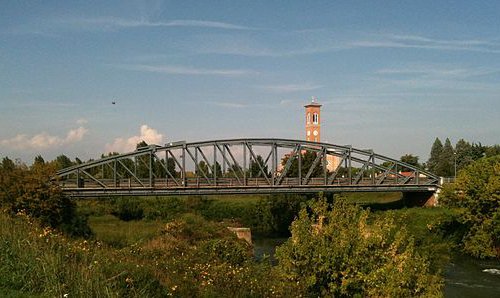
[58, 176, 437, 190]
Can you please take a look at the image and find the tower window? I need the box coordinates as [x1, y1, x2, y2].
[307, 113, 311, 124]
[313, 113, 319, 124]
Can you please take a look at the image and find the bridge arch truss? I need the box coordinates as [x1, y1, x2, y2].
[55, 138, 440, 197]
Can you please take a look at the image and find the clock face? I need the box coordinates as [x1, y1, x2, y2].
[313, 130, 318, 136]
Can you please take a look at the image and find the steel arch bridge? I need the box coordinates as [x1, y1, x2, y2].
[55, 138, 440, 197]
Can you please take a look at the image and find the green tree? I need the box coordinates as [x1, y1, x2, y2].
[154, 157, 177, 178]
[440, 155, 500, 258]
[33, 155, 45, 167]
[0, 160, 90, 236]
[275, 197, 443, 297]
[435, 138, 454, 177]
[196, 161, 210, 177]
[281, 151, 324, 178]
[400, 154, 421, 172]
[427, 138, 443, 174]
[54, 154, 73, 171]
[225, 163, 243, 178]
[485, 145, 500, 158]
[250, 194, 308, 235]
[248, 155, 269, 178]
[455, 139, 475, 171]
[1, 157, 15, 172]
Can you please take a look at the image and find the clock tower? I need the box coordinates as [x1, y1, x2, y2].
[305, 97, 321, 142]
[304, 97, 340, 171]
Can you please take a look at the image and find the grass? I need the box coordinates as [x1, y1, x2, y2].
[88, 215, 164, 248]
[343, 191, 402, 204]
[1, 193, 457, 297]
[0, 212, 154, 297]
[0, 211, 281, 297]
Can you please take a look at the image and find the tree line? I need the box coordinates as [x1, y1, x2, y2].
[426, 137, 500, 177]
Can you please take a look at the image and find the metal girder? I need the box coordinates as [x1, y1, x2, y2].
[153, 152, 181, 186]
[185, 147, 211, 185]
[328, 151, 348, 184]
[353, 151, 374, 185]
[246, 142, 271, 185]
[376, 162, 396, 185]
[117, 159, 146, 187]
[223, 144, 245, 184]
[276, 144, 300, 185]
[55, 138, 441, 196]
[302, 148, 324, 185]
[216, 143, 242, 185]
[81, 169, 107, 188]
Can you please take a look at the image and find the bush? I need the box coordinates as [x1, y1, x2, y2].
[0, 159, 91, 237]
[248, 194, 309, 236]
[275, 197, 443, 297]
[199, 239, 252, 265]
[440, 155, 500, 258]
[112, 197, 144, 221]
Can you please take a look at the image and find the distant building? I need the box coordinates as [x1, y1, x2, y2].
[304, 97, 340, 171]
[305, 97, 322, 142]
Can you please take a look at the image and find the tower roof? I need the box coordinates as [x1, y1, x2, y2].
[304, 96, 322, 108]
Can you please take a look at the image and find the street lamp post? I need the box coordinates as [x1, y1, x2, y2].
[454, 152, 457, 180]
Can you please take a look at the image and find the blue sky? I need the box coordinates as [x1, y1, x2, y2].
[1, 0, 499, 163]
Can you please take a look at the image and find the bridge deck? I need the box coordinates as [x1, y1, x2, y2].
[60, 177, 438, 197]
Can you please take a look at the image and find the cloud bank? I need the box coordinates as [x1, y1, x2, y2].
[105, 125, 163, 153]
[0, 127, 88, 150]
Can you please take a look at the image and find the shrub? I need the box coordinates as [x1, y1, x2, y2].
[439, 155, 500, 258]
[248, 194, 309, 236]
[0, 159, 91, 237]
[112, 197, 144, 221]
[275, 197, 443, 297]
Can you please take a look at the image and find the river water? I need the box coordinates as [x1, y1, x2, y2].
[444, 254, 500, 297]
[253, 238, 500, 297]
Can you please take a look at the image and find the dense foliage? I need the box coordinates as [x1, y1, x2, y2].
[0, 157, 90, 236]
[0, 210, 304, 297]
[440, 155, 500, 258]
[276, 197, 443, 297]
[426, 137, 498, 177]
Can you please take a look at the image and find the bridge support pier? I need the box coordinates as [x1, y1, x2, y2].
[402, 191, 438, 207]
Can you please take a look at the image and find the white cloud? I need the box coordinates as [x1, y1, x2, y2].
[116, 64, 258, 77]
[262, 83, 323, 93]
[3, 16, 256, 36]
[375, 65, 500, 79]
[105, 125, 163, 153]
[56, 17, 255, 31]
[0, 126, 88, 150]
[191, 30, 500, 57]
[76, 118, 88, 125]
[210, 102, 248, 108]
[349, 33, 500, 54]
[66, 127, 88, 143]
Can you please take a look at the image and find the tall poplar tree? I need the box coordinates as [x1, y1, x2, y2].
[455, 139, 474, 171]
[427, 138, 443, 174]
[436, 138, 455, 177]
